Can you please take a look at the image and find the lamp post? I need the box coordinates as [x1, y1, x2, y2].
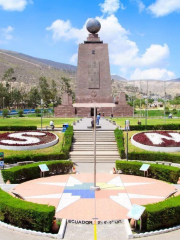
[90, 106, 100, 191]
[125, 120, 130, 161]
[41, 99, 43, 131]
[133, 100, 135, 118]
[145, 99, 148, 126]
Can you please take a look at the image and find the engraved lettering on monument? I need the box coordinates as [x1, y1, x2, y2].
[88, 61, 100, 89]
[91, 90, 97, 98]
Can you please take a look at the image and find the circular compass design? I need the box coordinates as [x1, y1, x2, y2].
[13, 173, 176, 221]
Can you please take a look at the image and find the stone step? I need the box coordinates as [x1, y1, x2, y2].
[69, 151, 119, 156]
[70, 157, 120, 162]
[71, 148, 118, 151]
[74, 133, 115, 136]
[73, 142, 117, 145]
[73, 139, 116, 142]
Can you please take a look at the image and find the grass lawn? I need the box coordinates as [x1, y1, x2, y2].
[0, 117, 179, 128]
[0, 131, 64, 158]
[113, 117, 180, 127]
[136, 110, 180, 117]
[0, 117, 77, 127]
[124, 131, 180, 155]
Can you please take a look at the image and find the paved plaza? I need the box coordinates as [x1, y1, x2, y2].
[73, 118, 117, 131]
[13, 173, 176, 221]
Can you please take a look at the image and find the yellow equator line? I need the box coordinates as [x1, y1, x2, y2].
[94, 220, 97, 240]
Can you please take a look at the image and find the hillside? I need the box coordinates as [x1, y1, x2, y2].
[0, 49, 180, 98]
[0, 49, 76, 93]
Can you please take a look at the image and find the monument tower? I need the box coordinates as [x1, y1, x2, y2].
[75, 19, 113, 117]
[55, 19, 133, 117]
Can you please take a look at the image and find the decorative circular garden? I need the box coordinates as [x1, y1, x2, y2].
[0, 131, 59, 150]
[131, 131, 180, 152]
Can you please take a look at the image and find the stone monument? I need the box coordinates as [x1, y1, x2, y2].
[54, 18, 133, 117]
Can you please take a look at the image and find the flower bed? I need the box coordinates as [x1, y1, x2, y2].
[131, 131, 180, 152]
[0, 131, 58, 150]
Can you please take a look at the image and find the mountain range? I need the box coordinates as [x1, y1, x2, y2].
[0, 48, 180, 98]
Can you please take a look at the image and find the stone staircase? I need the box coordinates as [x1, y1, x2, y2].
[69, 130, 120, 162]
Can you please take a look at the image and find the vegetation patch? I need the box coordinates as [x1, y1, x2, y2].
[2, 160, 73, 183]
[0, 188, 55, 232]
[61, 125, 73, 159]
[142, 195, 180, 231]
[1, 132, 64, 163]
[130, 124, 180, 131]
[116, 160, 180, 183]
[0, 126, 37, 131]
[114, 128, 126, 158]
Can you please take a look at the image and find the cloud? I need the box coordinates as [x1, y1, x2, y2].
[131, 0, 145, 13]
[0, 26, 14, 43]
[70, 53, 78, 64]
[46, 19, 87, 44]
[130, 68, 176, 80]
[46, 2, 174, 80]
[148, 0, 180, 17]
[0, 0, 33, 11]
[99, 0, 125, 15]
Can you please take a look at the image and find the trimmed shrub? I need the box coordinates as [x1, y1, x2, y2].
[0, 126, 37, 131]
[130, 124, 180, 131]
[128, 151, 180, 164]
[4, 153, 66, 164]
[0, 188, 55, 232]
[18, 110, 24, 117]
[114, 129, 126, 158]
[2, 160, 73, 183]
[61, 125, 73, 158]
[116, 161, 180, 183]
[142, 195, 180, 231]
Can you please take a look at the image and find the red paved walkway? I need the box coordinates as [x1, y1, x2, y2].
[13, 173, 177, 221]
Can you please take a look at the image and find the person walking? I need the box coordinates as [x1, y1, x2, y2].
[91, 117, 94, 128]
[96, 113, 100, 125]
[50, 120, 55, 130]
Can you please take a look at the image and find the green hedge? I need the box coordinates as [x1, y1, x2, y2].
[61, 125, 73, 158]
[4, 153, 66, 164]
[0, 126, 37, 131]
[114, 129, 126, 158]
[0, 188, 55, 232]
[142, 195, 180, 231]
[128, 151, 180, 164]
[130, 124, 180, 131]
[2, 160, 73, 184]
[116, 161, 180, 183]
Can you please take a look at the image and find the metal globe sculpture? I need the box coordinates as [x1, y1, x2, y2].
[86, 19, 101, 34]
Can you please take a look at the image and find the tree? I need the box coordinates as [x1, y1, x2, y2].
[51, 80, 57, 101]
[61, 77, 74, 96]
[18, 109, 24, 117]
[2, 109, 9, 118]
[39, 77, 51, 107]
[28, 87, 41, 108]
[0, 83, 9, 108]
[3, 68, 15, 90]
[12, 89, 22, 108]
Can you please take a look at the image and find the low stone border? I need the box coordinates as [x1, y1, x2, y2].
[0, 133, 59, 151]
[0, 218, 67, 239]
[124, 218, 180, 239]
[131, 132, 180, 152]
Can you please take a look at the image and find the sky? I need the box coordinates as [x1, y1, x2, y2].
[0, 0, 180, 80]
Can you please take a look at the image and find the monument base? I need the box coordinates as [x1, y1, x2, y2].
[90, 186, 101, 191]
[54, 105, 75, 118]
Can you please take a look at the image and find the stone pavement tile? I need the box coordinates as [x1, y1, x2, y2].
[74, 118, 117, 131]
[97, 222, 127, 240]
